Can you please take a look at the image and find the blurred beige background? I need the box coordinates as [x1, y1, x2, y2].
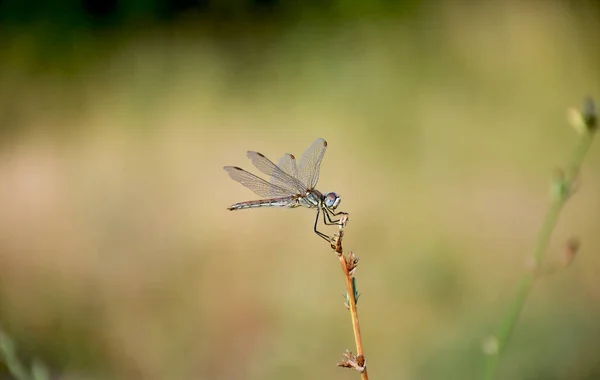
[0, 1, 599, 379]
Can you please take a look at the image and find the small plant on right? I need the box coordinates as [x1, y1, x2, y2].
[482, 97, 597, 380]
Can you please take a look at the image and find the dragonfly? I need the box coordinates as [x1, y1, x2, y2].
[224, 138, 346, 241]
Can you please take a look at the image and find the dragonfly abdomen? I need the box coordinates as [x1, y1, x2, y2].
[227, 197, 298, 210]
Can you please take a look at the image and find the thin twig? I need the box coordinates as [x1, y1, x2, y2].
[482, 98, 597, 379]
[332, 215, 369, 380]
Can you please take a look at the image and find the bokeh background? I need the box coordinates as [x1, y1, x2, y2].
[1, 1, 599, 379]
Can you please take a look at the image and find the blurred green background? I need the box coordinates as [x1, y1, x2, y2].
[1, 0, 599, 379]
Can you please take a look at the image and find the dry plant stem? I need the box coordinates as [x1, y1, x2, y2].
[482, 126, 596, 380]
[334, 231, 369, 380]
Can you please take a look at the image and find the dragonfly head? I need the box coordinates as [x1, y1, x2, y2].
[324, 192, 341, 209]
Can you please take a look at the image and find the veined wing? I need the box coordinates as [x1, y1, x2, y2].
[297, 138, 327, 189]
[223, 166, 296, 198]
[246, 151, 307, 195]
[271, 153, 298, 190]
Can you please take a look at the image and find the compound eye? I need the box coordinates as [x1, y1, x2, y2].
[325, 192, 341, 209]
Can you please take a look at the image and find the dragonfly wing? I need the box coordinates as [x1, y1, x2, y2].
[224, 166, 294, 198]
[270, 153, 299, 196]
[297, 138, 327, 189]
[277, 153, 298, 178]
[247, 151, 307, 195]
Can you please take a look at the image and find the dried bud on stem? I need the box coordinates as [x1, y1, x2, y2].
[337, 350, 367, 373]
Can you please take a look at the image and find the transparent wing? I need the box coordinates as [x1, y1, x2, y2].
[272, 153, 298, 189]
[224, 166, 296, 198]
[246, 151, 307, 195]
[297, 138, 327, 189]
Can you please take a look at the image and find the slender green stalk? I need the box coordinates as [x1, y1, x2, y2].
[0, 328, 31, 380]
[482, 101, 596, 380]
[0, 327, 50, 380]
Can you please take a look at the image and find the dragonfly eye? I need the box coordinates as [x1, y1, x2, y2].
[325, 192, 341, 209]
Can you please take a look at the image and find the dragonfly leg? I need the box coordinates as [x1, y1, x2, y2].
[323, 207, 345, 225]
[314, 207, 331, 241]
[323, 210, 341, 225]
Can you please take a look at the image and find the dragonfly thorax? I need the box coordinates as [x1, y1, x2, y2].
[297, 189, 322, 208]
